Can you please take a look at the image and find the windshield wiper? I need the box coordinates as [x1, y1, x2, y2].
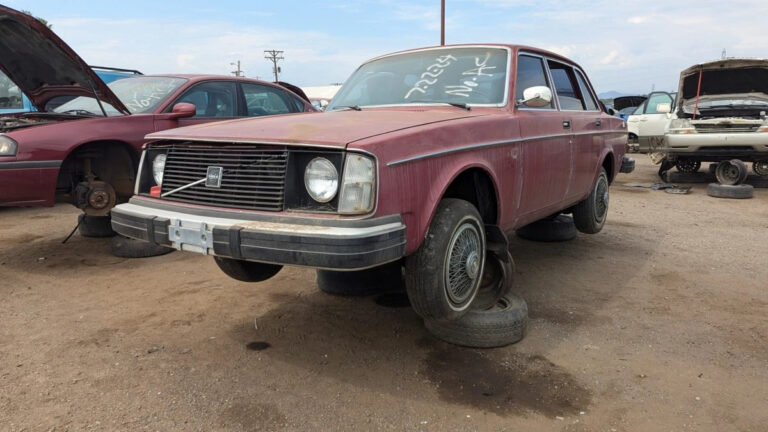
[334, 105, 362, 111]
[57, 109, 99, 117]
[408, 101, 471, 111]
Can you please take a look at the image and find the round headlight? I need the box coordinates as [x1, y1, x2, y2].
[152, 153, 167, 185]
[304, 157, 338, 203]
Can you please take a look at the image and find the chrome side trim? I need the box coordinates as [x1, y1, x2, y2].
[386, 130, 624, 167]
[0, 160, 62, 169]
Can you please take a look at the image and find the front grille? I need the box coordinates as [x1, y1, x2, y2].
[160, 144, 288, 211]
[694, 123, 760, 133]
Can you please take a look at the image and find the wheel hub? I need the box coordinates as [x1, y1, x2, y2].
[465, 251, 480, 280]
[445, 223, 482, 305]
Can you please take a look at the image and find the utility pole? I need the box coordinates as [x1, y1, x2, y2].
[440, 0, 445, 46]
[264, 50, 284, 82]
[230, 61, 244, 77]
[721, 48, 727, 59]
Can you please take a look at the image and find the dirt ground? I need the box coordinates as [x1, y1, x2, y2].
[1, 157, 767, 432]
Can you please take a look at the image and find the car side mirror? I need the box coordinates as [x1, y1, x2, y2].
[518, 86, 552, 108]
[168, 102, 196, 119]
[656, 103, 671, 114]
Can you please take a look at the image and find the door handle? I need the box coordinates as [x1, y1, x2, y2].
[595, 120, 602, 127]
[562, 120, 571, 129]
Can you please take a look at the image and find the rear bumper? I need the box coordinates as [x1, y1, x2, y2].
[111, 198, 407, 270]
[620, 156, 635, 173]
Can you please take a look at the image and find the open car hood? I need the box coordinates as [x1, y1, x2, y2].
[678, 58, 768, 104]
[0, 6, 129, 114]
[612, 96, 646, 111]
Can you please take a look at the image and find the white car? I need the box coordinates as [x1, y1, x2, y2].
[663, 58, 768, 183]
[626, 91, 676, 153]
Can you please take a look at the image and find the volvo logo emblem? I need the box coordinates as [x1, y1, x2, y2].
[205, 166, 223, 188]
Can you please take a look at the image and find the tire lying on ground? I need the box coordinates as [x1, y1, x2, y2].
[316, 261, 404, 296]
[515, 214, 577, 242]
[111, 235, 175, 258]
[706, 183, 754, 199]
[78, 214, 116, 238]
[423, 292, 528, 348]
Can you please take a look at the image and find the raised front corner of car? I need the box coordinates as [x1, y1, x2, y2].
[0, 135, 18, 156]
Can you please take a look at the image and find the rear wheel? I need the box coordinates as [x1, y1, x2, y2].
[213, 257, 282, 282]
[405, 199, 486, 321]
[572, 168, 609, 234]
[715, 159, 748, 185]
[675, 159, 701, 173]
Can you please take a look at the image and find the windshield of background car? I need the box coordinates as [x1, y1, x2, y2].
[53, 76, 187, 116]
[327, 47, 508, 110]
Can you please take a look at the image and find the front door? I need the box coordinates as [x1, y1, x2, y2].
[515, 53, 572, 215]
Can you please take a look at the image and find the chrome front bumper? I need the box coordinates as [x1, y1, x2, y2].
[111, 197, 406, 270]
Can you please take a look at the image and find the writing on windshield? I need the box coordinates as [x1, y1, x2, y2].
[328, 47, 508, 110]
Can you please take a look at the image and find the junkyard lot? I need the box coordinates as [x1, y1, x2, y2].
[1, 157, 766, 431]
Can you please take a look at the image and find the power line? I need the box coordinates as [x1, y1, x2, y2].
[264, 50, 284, 82]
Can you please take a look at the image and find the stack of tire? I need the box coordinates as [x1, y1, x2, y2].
[708, 159, 755, 199]
[316, 199, 528, 348]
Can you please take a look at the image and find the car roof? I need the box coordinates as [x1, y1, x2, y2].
[365, 43, 581, 69]
[139, 74, 279, 84]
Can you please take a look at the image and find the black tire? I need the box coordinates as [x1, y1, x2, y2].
[78, 214, 116, 238]
[423, 292, 528, 348]
[213, 257, 282, 282]
[316, 261, 404, 296]
[675, 159, 701, 173]
[405, 199, 486, 321]
[754, 160, 768, 177]
[706, 183, 754, 199]
[572, 168, 609, 234]
[715, 159, 748, 185]
[471, 250, 514, 310]
[708, 163, 718, 174]
[515, 215, 577, 242]
[110, 235, 175, 258]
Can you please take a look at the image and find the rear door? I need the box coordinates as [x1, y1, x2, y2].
[515, 53, 572, 214]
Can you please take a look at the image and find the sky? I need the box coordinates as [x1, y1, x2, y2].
[6, 0, 768, 95]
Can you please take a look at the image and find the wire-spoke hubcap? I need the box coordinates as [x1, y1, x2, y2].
[445, 222, 482, 306]
[595, 177, 609, 221]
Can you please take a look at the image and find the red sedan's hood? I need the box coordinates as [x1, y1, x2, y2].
[0, 6, 129, 114]
[147, 109, 485, 147]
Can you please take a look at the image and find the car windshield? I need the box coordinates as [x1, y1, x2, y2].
[327, 47, 508, 110]
[53, 76, 187, 116]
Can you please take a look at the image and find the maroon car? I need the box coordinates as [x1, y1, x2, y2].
[0, 6, 315, 234]
[111, 44, 632, 335]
